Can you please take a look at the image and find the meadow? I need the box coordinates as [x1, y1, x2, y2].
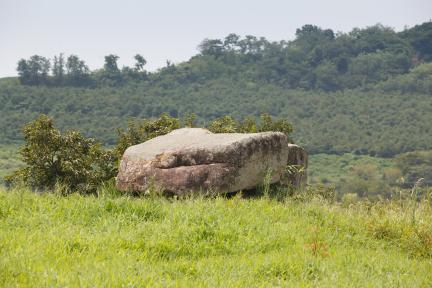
[1, 185, 431, 287]
[308, 153, 394, 184]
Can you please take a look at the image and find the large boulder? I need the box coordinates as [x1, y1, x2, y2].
[116, 128, 307, 196]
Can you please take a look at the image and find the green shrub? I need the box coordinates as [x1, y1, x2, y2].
[114, 113, 180, 158]
[7, 113, 294, 194]
[207, 113, 293, 141]
[116, 113, 294, 158]
[5, 115, 116, 194]
[257, 113, 293, 139]
[207, 115, 238, 133]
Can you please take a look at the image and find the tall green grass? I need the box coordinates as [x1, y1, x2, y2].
[1, 186, 431, 287]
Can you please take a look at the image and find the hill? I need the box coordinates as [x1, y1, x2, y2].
[1, 22, 432, 156]
[1, 77, 431, 157]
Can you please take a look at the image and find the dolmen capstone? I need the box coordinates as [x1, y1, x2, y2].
[116, 128, 307, 196]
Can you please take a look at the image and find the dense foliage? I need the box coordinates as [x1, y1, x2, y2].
[7, 114, 294, 193]
[1, 77, 430, 156]
[115, 112, 293, 158]
[115, 113, 181, 159]
[14, 23, 432, 91]
[207, 114, 293, 137]
[1, 22, 432, 156]
[5, 115, 116, 193]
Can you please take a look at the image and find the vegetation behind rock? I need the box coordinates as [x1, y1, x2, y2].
[1, 22, 432, 156]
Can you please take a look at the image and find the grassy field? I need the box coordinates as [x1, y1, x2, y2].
[308, 153, 394, 184]
[1, 186, 431, 287]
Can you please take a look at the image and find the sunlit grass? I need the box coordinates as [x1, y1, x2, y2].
[1, 186, 431, 287]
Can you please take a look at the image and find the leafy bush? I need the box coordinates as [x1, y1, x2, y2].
[115, 113, 180, 158]
[7, 113, 294, 194]
[257, 113, 293, 139]
[207, 115, 238, 133]
[116, 113, 293, 158]
[207, 113, 293, 141]
[5, 115, 116, 194]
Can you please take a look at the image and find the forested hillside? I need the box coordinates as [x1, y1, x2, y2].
[1, 22, 431, 156]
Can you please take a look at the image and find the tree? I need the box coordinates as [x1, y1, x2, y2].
[102, 54, 122, 84]
[198, 39, 224, 57]
[34, 55, 51, 82]
[5, 115, 116, 193]
[349, 51, 411, 85]
[66, 55, 90, 85]
[134, 54, 147, 72]
[223, 33, 240, 51]
[17, 59, 31, 84]
[350, 24, 410, 55]
[400, 22, 432, 61]
[16, 55, 50, 85]
[52, 53, 65, 85]
[314, 61, 341, 91]
[104, 54, 120, 74]
[296, 24, 321, 38]
[238, 35, 266, 55]
[295, 25, 335, 47]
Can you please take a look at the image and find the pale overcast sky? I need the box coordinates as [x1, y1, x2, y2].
[0, 0, 431, 77]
